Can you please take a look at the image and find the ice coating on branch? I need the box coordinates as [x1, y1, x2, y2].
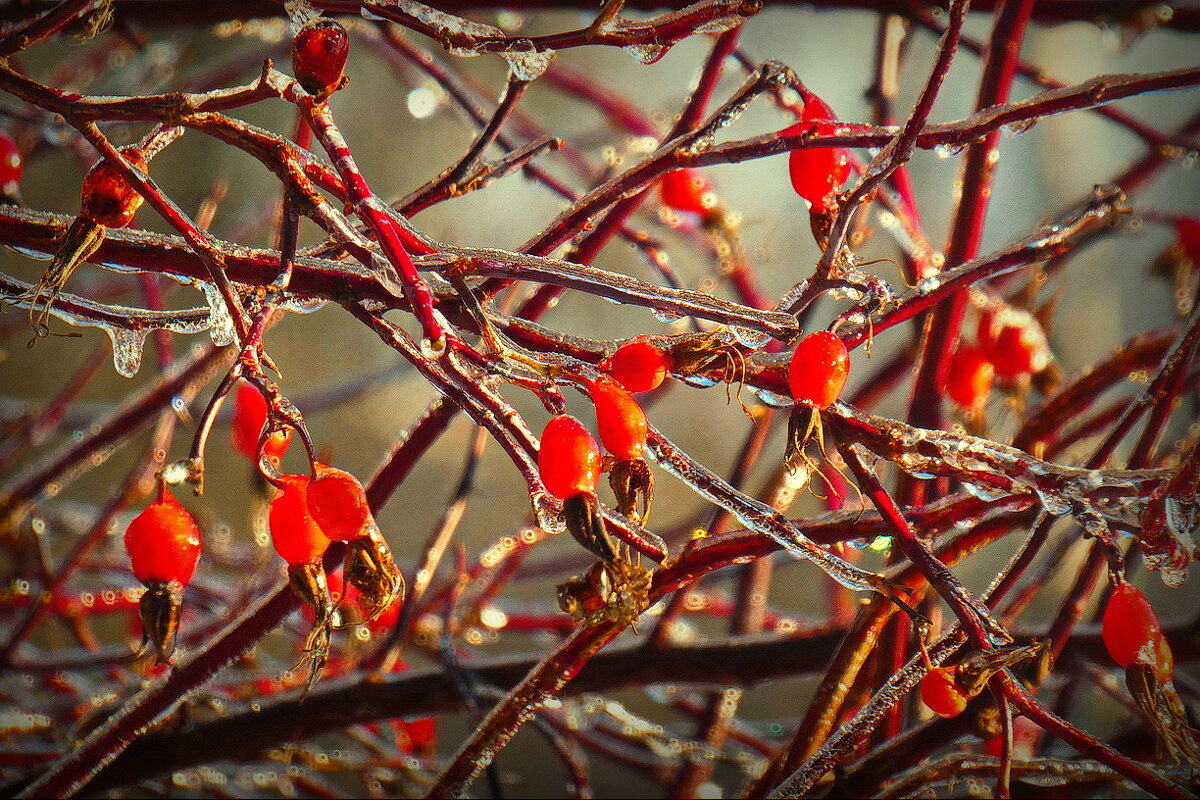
[370, 0, 505, 57]
[500, 39, 554, 81]
[198, 282, 236, 346]
[284, 0, 322, 29]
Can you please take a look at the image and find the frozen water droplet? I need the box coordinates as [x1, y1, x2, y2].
[500, 39, 554, 80]
[933, 143, 965, 159]
[276, 295, 328, 315]
[752, 388, 793, 408]
[1035, 489, 1070, 517]
[532, 491, 566, 534]
[680, 373, 718, 388]
[962, 481, 1008, 502]
[916, 276, 940, 295]
[106, 326, 147, 378]
[420, 336, 447, 359]
[198, 282, 236, 346]
[999, 119, 1036, 137]
[623, 43, 668, 64]
[652, 307, 683, 323]
[730, 326, 770, 348]
[360, 4, 385, 21]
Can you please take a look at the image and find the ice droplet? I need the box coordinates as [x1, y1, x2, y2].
[532, 491, 566, 534]
[106, 326, 147, 378]
[199, 282, 236, 346]
[730, 326, 770, 348]
[652, 307, 683, 323]
[961, 481, 1008, 502]
[500, 39, 554, 80]
[623, 43, 668, 64]
[420, 336, 447, 359]
[916, 276, 940, 295]
[276, 295, 328, 315]
[752, 388, 793, 408]
[1035, 489, 1071, 517]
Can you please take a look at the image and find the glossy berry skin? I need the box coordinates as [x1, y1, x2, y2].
[0, 132, 22, 198]
[80, 148, 147, 228]
[920, 666, 970, 718]
[945, 344, 995, 409]
[307, 464, 372, 542]
[977, 307, 1050, 379]
[601, 339, 671, 393]
[231, 381, 292, 464]
[538, 415, 601, 500]
[590, 376, 648, 460]
[788, 331, 850, 410]
[124, 484, 202, 587]
[786, 94, 851, 215]
[292, 19, 350, 98]
[659, 168, 716, 216]
[269, 474, 333, 566]
[1103, 582, 1172, 679]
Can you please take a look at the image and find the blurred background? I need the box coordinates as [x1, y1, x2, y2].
[0, 4, 1196, 796]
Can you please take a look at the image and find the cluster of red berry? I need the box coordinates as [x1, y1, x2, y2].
[945, 301, 1053, 415]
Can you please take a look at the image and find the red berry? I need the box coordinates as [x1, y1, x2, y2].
[977, 307, 1050, 379]
[659, 168, 717, 216]
[124, 484, 202, 587]
[0, 132, 22, 197]
[589, 376, 648, 461]
[786, 94, 851, 215]
[601, 339, 671, 393]
[231, 381, 292, 465]
[920, 666, 970, 718]
[1102, 581, 1172, 680]
[1175, 217, 1200, 264]
[292, 18, 350, 98]
[269, 474, 333, 566]
[307, 463, 372, 542]
[80, 148, 147, 229]
[945, 344, 995, 410]
[788, 330, 850, 410]
[538, 415, 601, 500]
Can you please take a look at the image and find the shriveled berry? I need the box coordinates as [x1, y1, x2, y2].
[601, 339, 671, 393]
[292, 18, 350, 98]
[269, 474, 333, 566]
[920, 666, 970, 718]
[589, 376, 648, 461]
[307, 463, 372, 542]
[124, 484, 202, 587]
[538, 415, 601, 500]
[788, 330, 850, 410]
[945, 344, 995, 410]
[659, 168, 717, 216]
[80, 148, 147, 229]
[786, 93, 851, 215]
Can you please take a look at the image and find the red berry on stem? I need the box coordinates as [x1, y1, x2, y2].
[945, 344, 995, 410]
[788, 330, 850, 410]
[307, 463, 373, 542]
[292, 18, 350, 98]
[1103, 581, 1173, 680]
[920, 666, 970, 718]
[659, 168, 716, 216]
[0, 132, 22, 198]
[269, 474, 333, 566]
[538, 415, 601, 500]
[601, 339, 671, 393]
[231, 381, 292, 465]
[977, 307, 1050, 379]
[80, 148, 148, 229]
[589, 376, 648, 461]
[786, 93, 851, 215]
[124, 483, 202, 587]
